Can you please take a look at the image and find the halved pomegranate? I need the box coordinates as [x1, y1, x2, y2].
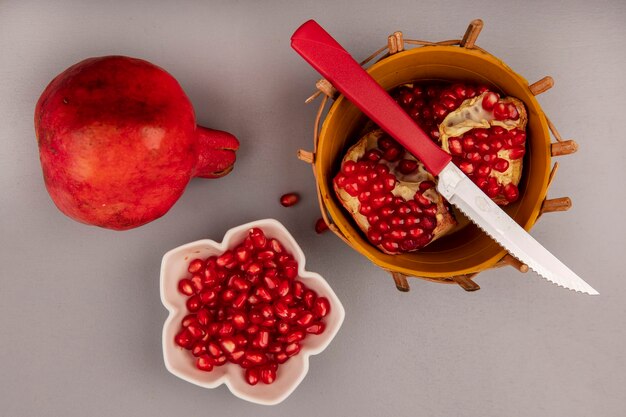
[333, 129, 456, 254]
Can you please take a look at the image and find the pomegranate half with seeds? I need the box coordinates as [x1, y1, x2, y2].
[334, 129, 456, 254]
[35, 56, 239, 230]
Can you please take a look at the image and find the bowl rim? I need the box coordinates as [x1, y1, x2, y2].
[160, 218, 345, 405]
[314, 44, 551, 278]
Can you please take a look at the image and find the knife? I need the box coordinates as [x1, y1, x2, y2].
[291, 20, 598, 295]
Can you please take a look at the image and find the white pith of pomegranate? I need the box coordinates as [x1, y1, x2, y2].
[174, 228, 329, 385]
[333, 129, 456, 254]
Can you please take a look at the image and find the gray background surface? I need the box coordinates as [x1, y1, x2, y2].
[1, 0, 625, 416]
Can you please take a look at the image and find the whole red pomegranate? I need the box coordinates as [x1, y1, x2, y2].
[35, 56, 239, 230]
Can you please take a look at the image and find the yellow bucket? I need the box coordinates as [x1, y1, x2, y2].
[302, 21, 572, 291]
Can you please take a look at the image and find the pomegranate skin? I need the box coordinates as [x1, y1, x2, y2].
[35, 56, 239, 230]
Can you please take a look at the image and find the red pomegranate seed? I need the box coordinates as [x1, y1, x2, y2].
[220, 337, 237, 354]
[441, 97, 457, 111]
[432, 103, 448, 121]
[465, 151, 481, 162]
[254, 330, 270, 349]
[448, 137, 463, 155]
[232, 313, 247, 329]
[476, 163, 491, 177]
[493, 102, 509, 120]
[196, 355, 214, 372]
[486, 178, 501, 197]
[235, 246, 251, 263]
[186, 295, 202, 312]
[306, 322, 326, 335]
[507, 103, 519, 120]
[476, 177, 489, 190]
[313, 297, 330, 317]
[490, 137, 504, 151]
[481, 92, 499, 111]
[219, 322, 234, 337]
[296, 312, 314, 327]
[277, 321, 290, 334]
[458, 160, 475, 175]
[383, 146, 403, 162]
[230, 349, 245, 364]
[191, 342, 207, 357]
[207, 342, 221, 357]
[509, 146, 525, 160]
[283, 261, 298, 279]
[367, 229, 383, 244]
[493, 158, 510, 172]
[274, 301, 289, 319]
[275, 352, 289, 364]
[246, 324, 260, 335]
[245, 368, 260, 385]
[342, 160, 357, 174]
[483, 153, 497, 164]
[232, 292, 247, 309]
[280, 192, 300, 207]
[398, 159, 418, 175]
[315, 218, 329, 234]
[188, 259, 204, 274]
[419, 181, 435, 191]
[243, 351, 266, 365]
[190, 275, 203, 292]
[503, 183, 520, 202]
[510, 129, 526, 145]
[196, 309, 210, 325]
[216, 251, 237, 269]
[178, 279, 194, 296]
[259, 366, 277, 384]
[285, 342, 301, 357]
[399, 89, 415, 107]
[174, 329, 193, 348]
[462, 136, 475, 152]
[378, 136, 395, 150]
[187, 323, 203, 338]
[364, 149, 383, 162]
[286, 330, 305, 344]
[249, 228, 267, 248]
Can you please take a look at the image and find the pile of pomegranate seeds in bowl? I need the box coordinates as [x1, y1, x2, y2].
[333, 81, 528, 255]
[162, 221, 343, 403]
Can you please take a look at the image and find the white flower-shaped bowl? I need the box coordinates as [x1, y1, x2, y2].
[160, 219, 345, 405]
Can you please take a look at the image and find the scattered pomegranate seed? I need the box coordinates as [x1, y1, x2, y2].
[314, 218, 329, 234]
[175, 227, 329, 386]
[280, 192, 300, 207]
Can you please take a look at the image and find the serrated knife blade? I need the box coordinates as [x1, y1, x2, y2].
[291, 19, 598, 295]
[437, 163, 597, 294]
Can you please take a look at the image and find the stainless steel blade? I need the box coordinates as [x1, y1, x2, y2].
[437, 162, 598, 295]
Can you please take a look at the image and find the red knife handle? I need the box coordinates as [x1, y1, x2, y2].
[291, 20, 451, 175]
